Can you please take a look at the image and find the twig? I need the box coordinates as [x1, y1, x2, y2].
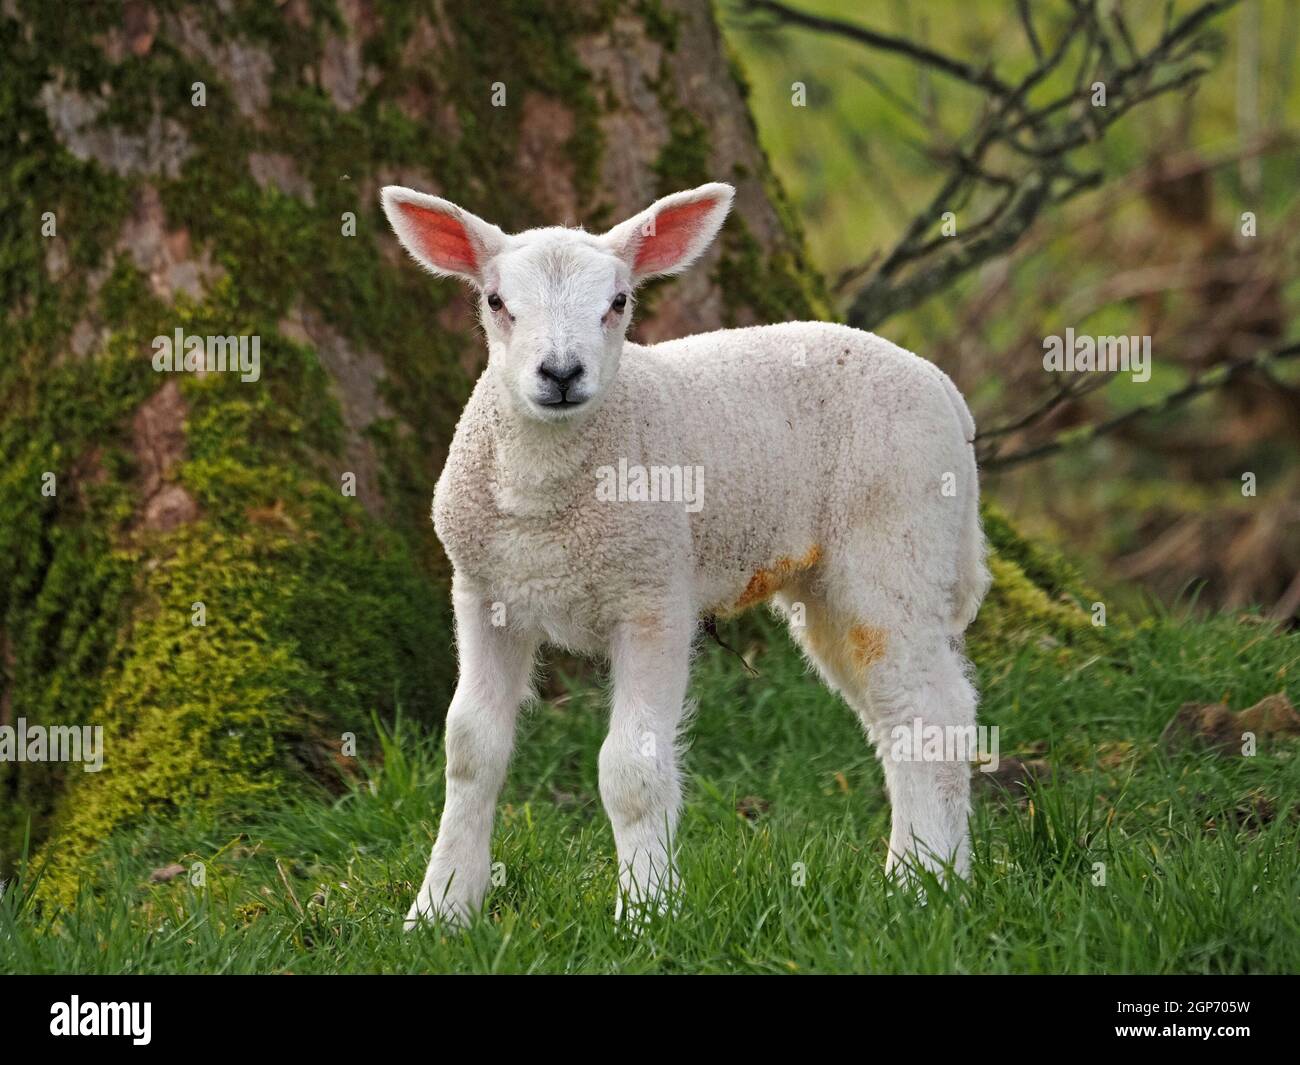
[742, 0, 1013, 96]
[276, 859, 305, 918]
[766, 0, 1244, 330]
[701, 614, 760, 677]
[975, 373, 1111, 443]
[982, 340, 1300, 471]
[1016, 0, 1044, 62]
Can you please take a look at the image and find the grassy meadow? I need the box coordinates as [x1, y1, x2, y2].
[4, 610, 1296, 974]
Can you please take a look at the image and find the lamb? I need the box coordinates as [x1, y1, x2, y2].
[380, 181, 991, 928]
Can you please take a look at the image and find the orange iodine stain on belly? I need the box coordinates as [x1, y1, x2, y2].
[848, 624, 888, 671]
[734, 545, 823, 611]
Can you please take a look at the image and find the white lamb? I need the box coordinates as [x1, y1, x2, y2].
[381, 181, 991, 927]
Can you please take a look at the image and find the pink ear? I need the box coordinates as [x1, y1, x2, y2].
[634, 198, 721, 276]
[394, 200, 478, 275]
[604, 183, 734, 283]
[380, 187, 505, 284]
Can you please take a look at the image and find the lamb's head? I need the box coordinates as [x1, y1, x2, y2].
[381, 182, 734, 423]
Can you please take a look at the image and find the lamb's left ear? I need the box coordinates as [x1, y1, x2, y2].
[380, 186, 507, 287]
[602, 182, 734, 284]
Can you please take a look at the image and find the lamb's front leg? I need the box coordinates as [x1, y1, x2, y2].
[406, 582, 536, 929]
[600, 613, 693, 923]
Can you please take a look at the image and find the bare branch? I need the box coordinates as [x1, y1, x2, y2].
[975, 373, 1111, 443]
[741, 0, 1014, 96]
[981, 341, 1300, 471]
[1016, 0, 1044, 63]
[838, 0, 1239, 330]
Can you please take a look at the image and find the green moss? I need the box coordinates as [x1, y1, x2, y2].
[652, 93, 713, 197]
[0, 4, 461, 888]
[372, 0, 613, 215]
[641, 42, 829, 325]
[38, 499, 446, 906]
[0, 8, 145, 863]
[969, 557, 1096, 661]
[636, 0, 680, 51]
[34, 280, 452, 905]
[967, 502, 1117, 665]
[980, 501, 1091, 604]
[714, 213, 824, 324]
[712, 43, 831, 324]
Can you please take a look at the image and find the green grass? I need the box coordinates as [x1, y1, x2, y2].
[2, 613, 1297, 974]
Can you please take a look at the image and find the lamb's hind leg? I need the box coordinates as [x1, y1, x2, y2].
[862, 635, 975, 882]
[781, 589, 974, 883]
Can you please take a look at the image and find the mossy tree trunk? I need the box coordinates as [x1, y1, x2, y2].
[0, 0, 1087, 897]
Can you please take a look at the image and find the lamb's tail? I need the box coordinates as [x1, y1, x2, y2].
[937, 370, 991, 632]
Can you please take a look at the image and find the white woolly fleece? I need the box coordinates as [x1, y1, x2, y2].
[434, 320, 988, 653]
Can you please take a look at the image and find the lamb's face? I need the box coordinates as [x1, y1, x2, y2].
[380, 181, 734, 426]
[482, 234, 631, 422]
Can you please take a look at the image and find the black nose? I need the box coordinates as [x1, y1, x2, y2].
[537, 361, 584, 390]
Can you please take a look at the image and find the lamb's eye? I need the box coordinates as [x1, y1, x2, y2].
[487, 293, 504, 312]
[610, 293, 628, 313]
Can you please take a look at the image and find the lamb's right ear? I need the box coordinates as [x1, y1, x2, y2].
[380, 186, 506, 287]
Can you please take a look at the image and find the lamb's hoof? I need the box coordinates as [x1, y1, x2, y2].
[884, 856, 967, 904]
[614, 891, 679, 934]
[404, 895, 469, 932]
